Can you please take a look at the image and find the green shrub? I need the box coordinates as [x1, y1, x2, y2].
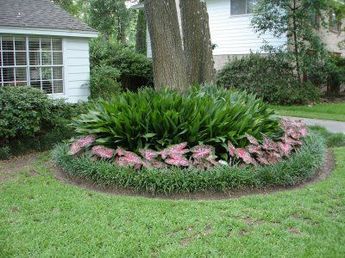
[90, 38, 153, 91]
[216, 53, 320, 105]
[73, 86, 282, 156]
[0, 86, 51, 140]
[52, 133, 325, 194]
[0, 146, 10, 160]
[0, 86, 87, 158]
[324, 55, 345, 97]
[90, 65, 122, 99]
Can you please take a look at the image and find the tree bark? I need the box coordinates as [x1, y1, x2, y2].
[145, 0, 188, 91]
[291, 0, 302, 82]
[135, 6, 147, 54]
[180, 0, 215, 85]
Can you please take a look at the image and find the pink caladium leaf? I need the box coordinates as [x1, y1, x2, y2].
[247, 145, 263, 155]
[266, 151, 282, 164]
[139, 149, 159, 161]
[282, 135, 302, 147]
[281, 119, 308, 140]
[191, 145, 215, 159]
[91, 146, 114, 159]
[235, 148, 257, 165]
[78, 135, 96, 147]
[262, 137, 278, 151]
[278, 142, 292, 157]
[150, 160, 168, 169]
[115, 147, 127, 157]
[69, 142, 82, 155]
[165, 156, 190, 167]
[246, 134, 259, 145]
[115, 148, 144, 169]
[256, 156, 270, 165]
[160, 142, 189, 159]
[69, 135, 96, 155]
[300, 127, 308, 137]
[227, 141, 236, 157]
[206, 155, 219, 166]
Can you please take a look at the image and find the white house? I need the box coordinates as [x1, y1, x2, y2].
[0, 0, 97, 103]
[133, 0, 345, 70]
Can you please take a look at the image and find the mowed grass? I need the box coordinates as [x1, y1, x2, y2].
[272, 102, 345, 121]
[1, 149, 345, 257]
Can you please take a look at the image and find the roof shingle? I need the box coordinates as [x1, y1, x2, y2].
[0, 0, 96, 32]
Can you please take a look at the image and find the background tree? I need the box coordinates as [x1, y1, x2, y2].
[135, 0, 147, 54]
[145, 0, 188, 91]
[145, 0, 215, 91]
[180, 0, 215, 85]
[88, 0, 129, 42]
[52, 0, 86, 18]
[252, 0, 345, 88]
[252, 0, 332, 83]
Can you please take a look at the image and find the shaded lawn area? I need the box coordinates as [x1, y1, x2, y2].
[1, 149, 345, 257]
[272, 102, 345, 121]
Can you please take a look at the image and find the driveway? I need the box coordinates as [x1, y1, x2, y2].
[284, 116, 345, 134]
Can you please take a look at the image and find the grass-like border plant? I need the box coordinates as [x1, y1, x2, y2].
[52, 133, 325, 195]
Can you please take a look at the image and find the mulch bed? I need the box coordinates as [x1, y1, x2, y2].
[52, 150, 335, 200]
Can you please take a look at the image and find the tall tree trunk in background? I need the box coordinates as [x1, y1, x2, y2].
[118, 16, 127, 44]
[136, 0, 147, 54]
[145, 0, 188, 91]
[180, 0, 215, 85]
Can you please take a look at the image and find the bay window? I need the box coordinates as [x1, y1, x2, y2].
[0, 35, 64, 94]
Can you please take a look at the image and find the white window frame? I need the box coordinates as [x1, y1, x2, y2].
[0, 35, 64, 94]
[230, 0, 257, 17]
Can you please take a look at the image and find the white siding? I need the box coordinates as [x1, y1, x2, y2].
[147, 27, 152, 58]
[146, 0, 287, 57]
[61, 37, 91, 103]
[207, 0, 286, 55]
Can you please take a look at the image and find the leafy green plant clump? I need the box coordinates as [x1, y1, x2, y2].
[73, 87, 282, 156]
[0, 86, 87, 159]
[90, 64, 122, 99]
[216, 53, 320, 105]
[53, 133, 325, 194]
[90, 37, 153, 92]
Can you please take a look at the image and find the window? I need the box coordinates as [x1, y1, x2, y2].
[329, 12, 341, 33]
[231, 0, 257, 15]
[0, 35, 64, 94]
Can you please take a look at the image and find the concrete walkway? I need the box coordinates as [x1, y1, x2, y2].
[284, 116, 345, 134]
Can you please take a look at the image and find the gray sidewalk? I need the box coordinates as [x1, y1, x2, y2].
[284, 116, 345, 134]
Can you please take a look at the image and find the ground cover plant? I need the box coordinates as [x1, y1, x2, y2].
[272, 102, 345, 122]
[1, 147, 344, 256]
[53, 133, 324, 194]
[310, 126, 345, 148]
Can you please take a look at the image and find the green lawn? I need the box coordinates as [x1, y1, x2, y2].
[272, 102, 345, 121]
[1, 149, 345, 257]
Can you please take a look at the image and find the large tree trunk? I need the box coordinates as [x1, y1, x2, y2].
[135, 7, 147, 55]
[180, 0, 215, 85]
[145, 0, 188, 91]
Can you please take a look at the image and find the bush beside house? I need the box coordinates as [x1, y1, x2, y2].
[0, 87, 86, 159]
[89, 37, 153, 98]
[216, 53, 321, 105]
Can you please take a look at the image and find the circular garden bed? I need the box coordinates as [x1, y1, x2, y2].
[52, 87, 327, 196]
